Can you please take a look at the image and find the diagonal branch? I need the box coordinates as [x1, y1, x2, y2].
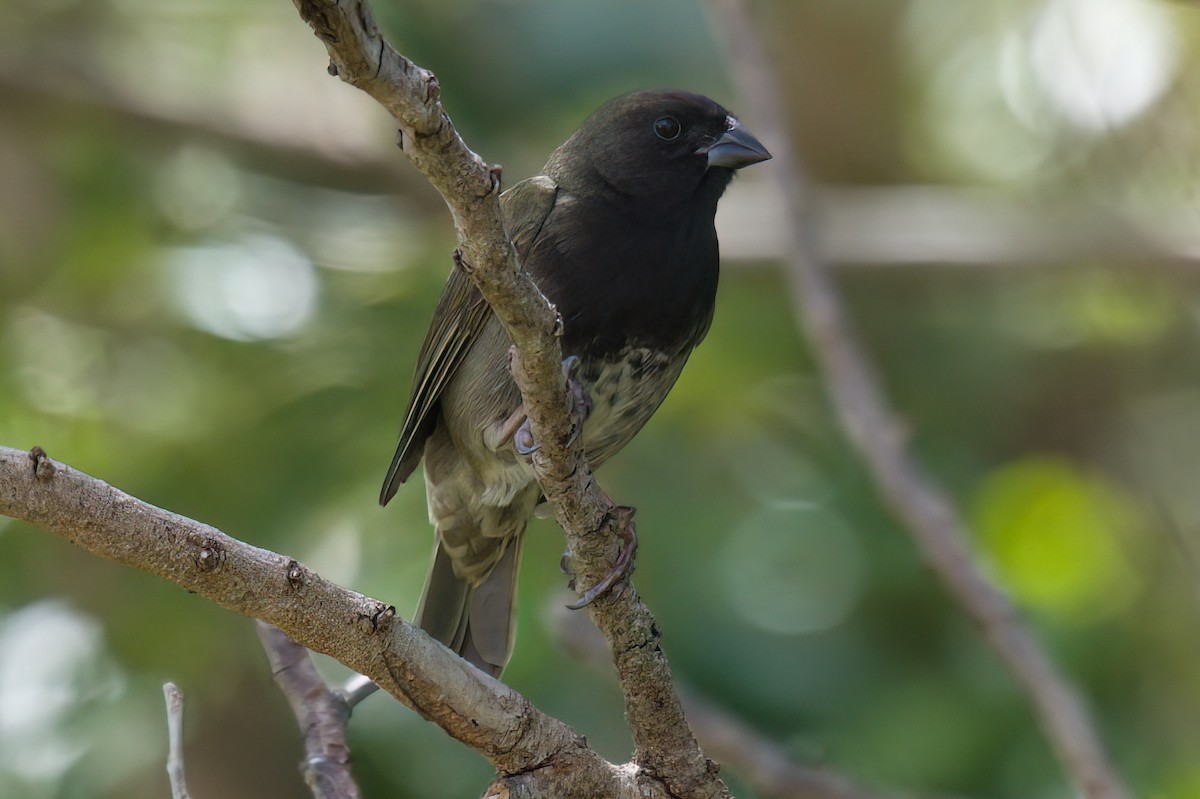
[0, 445, 622, 797]
[256, 622, 361, 799]
[290, 1, 727, 796]
[702, 3, 1132, 799]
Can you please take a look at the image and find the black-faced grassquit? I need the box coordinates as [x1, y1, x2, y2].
[381, 89, 770, 676]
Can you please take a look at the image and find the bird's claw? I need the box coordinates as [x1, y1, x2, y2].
[514, 420, 539, 457]
[513, 355, 591, 462]
[562, 355, 592, 436]
[566, 506, 638, 610]
[560, 549, 577, 591]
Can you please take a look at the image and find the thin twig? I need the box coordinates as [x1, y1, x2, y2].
[702, 3, 1132, 799]
[338, 674, 380, 709]
[163, 682, 192, 799]
[257, 622, 361, 799]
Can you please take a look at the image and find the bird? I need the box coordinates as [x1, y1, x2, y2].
[381, 89, 770, 677]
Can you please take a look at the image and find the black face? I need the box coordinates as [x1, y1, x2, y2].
[545, 89, 752, 214]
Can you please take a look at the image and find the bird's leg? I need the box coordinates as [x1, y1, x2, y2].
[511, 355, 591, 459]
[483, 405, 528, 453]
[566, 505, 638, 610]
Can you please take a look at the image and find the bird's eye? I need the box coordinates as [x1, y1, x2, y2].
[653, 116, 682, 141]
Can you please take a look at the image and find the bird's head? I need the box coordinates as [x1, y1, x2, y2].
[546, 89, 771, 214]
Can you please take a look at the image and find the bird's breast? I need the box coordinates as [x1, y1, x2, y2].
[532, 192, 721, 360]
[577, 346, 691, 468]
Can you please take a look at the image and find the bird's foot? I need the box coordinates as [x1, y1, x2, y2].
[513, 416, 538, 457]
[560, 547, 576, 590]
[566, 505, 638, 609]
[484, 405, 529, 453]
[561, 355, 592, 433]
[512, 355, 591, 460]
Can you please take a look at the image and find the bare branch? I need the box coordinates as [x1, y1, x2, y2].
[290, 1, 727, 796]
[702, 3, 1133, 799]
[256, 622, 361, 799]
[0, 445, 628, 798]
[163, 682, 193, 799]
[338, 674, 381, 709]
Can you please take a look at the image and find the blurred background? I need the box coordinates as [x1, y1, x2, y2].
[2, 0, 1199, 796]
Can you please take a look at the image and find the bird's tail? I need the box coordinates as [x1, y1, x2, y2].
[413, 535, 523, 678]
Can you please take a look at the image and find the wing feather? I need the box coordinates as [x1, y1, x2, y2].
[379, 175, 559, 504]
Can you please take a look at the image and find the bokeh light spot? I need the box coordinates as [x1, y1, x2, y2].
[0, 602, 124, 787]
[969, 457, 1143, 622]
[1028, 0, 1177, 131]
[155, 145, 241, 231]
[5, 308, 105, 418]
[167, 233, 318, 341]
[720, 504, 863, 636]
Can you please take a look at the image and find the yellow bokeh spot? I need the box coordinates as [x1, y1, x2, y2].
[969, 456, 1142, 623]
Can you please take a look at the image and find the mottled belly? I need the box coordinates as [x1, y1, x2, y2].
[578, 347, 689, 468]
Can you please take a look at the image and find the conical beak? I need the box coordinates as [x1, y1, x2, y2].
[704, 118, 771, 169]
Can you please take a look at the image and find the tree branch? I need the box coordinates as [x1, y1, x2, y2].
[290, 1, 726, 796]
[703, 3, 1132, 799]
[0, 445, 629, 797]
[257, 622, 362, 799]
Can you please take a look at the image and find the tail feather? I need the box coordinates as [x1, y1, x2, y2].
[413, 542, 470, 652]
[413, 537, 522, 678]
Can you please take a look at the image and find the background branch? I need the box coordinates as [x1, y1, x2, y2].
[704, 2, 1133, 799]
[163, 682, 193, 799]
[256, 622, 362, 799]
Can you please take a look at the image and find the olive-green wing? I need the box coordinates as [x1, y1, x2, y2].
[379, 175, 559, 505]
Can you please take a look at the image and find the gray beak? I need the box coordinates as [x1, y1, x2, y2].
[705, 119, 771, 169]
